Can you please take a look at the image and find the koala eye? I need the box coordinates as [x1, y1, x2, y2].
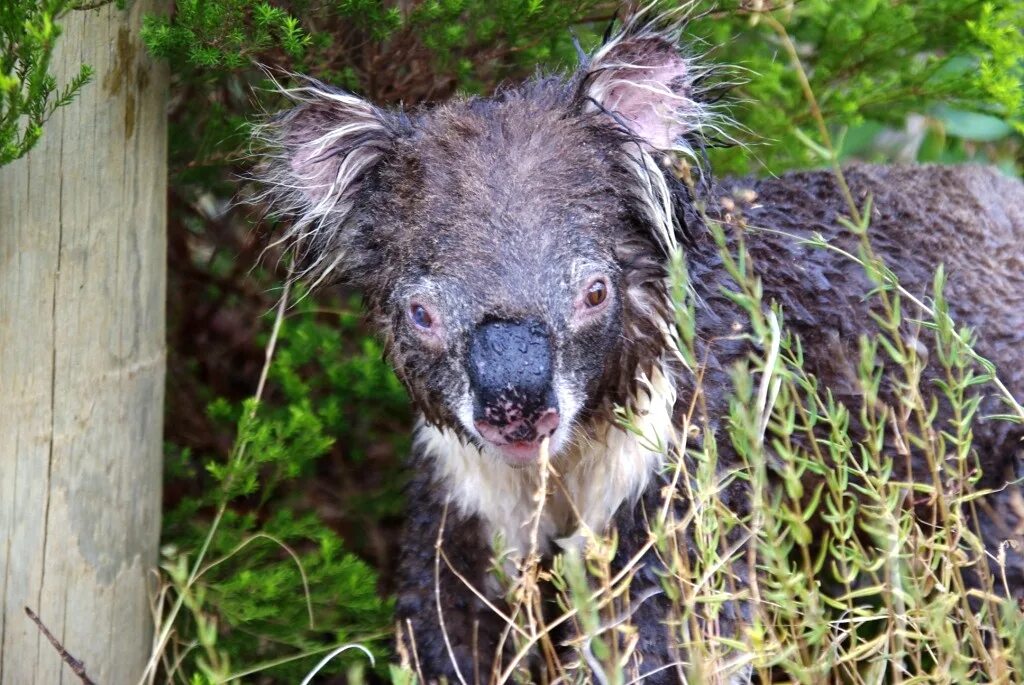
[409, 303, 433, 330]
[585, 280, 608, 308]
[573, 275, 613, 324]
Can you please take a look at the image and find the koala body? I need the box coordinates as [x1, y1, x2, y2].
[255, 18, 1024, 685]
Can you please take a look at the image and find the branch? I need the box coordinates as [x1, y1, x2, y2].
[25, 607, 97, 685]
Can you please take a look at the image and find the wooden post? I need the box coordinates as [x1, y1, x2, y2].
[0, 1, 167, 682]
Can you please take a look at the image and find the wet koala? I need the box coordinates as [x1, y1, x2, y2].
[254, 19, 1024, 685]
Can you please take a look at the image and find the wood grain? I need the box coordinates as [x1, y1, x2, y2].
[0, 2, 167, 681]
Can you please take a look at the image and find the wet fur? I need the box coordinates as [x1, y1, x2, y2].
[253, 19, 1024, 685]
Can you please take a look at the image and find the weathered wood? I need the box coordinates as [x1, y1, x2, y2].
[0, 2, 167, 682]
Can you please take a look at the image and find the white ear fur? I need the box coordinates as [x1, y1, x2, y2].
[252, 79, 393, 283]
[582, 30, 701, 152]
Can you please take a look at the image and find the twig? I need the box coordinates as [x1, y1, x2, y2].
[762, 13, 862, 225]
[299, 643, 374, 685]
[434, 501, 469, 685]
[25, 607, 97, 685]
[405, 618, 426, 685]
[438, 547, 531, 641]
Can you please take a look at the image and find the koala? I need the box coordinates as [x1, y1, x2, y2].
[253, 16, 1024, 685]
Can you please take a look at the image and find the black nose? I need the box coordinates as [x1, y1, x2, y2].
[468, 319, 559, 443]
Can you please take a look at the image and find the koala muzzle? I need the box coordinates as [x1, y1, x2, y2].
[468, 319, 560, 448]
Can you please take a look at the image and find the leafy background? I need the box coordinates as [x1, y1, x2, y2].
[4, 0, 1022, 681]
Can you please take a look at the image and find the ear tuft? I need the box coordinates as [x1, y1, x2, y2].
[579, 23, 701, 152]
[251, 77, 394, 282]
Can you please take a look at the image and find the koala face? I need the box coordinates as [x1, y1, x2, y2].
[368, 98, 639, 464]
[255, 31, 707, 465]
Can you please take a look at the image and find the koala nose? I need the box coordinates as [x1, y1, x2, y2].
[468, 319, 560, 446]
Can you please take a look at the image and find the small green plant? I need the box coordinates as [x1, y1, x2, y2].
[151, 287, 399, 683]
[969, 2, 1024, 135]
[0, 0, 100, 166]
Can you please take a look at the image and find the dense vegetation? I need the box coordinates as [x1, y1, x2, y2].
[4, 0, 1023, 682]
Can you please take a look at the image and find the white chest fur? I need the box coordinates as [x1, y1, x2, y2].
[415, 366, 676, 559]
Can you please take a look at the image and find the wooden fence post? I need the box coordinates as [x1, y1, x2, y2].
[0, 1, 167, 681]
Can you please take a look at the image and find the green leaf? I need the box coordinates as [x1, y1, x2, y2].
[934, 104, 1014, 141]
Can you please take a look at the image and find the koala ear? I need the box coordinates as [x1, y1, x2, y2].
[578, 25, 700, 152]
[252, 78, 395, 282]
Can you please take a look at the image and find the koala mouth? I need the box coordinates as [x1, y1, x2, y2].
[474, 408, 561, 465]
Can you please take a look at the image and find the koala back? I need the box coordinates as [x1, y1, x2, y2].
[688, 162, 1024, 487]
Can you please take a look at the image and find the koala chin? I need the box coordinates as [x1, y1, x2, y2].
[252, 12, 1024, 685]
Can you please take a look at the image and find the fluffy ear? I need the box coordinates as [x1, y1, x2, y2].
[252, 78, 395, 282]
[578, 26, 700, 152]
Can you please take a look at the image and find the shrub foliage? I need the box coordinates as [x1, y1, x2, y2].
[0, 0, 101, 165]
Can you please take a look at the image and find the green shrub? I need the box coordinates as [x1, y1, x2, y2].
[154, 295, 400, 682]
[688, 0, 1022, 175]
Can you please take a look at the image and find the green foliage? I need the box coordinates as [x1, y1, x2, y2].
[269, 293, 409, 463]
[142, 0, 312, 69]
[155, 297, 401, 682]
[683, 0, 1023, 175]
[718, 197, 1024, 681]
[143, 0, 590, 89]
[159, 504, 388, 681]
[144, 0, 603, 192]
[142, 0, 594, 98]
[970, 2, 1024, 134]
[0, 0, 97, 166]
[267, 293, 411, 522]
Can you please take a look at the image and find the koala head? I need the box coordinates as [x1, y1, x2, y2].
[254, 21, 713, 466]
